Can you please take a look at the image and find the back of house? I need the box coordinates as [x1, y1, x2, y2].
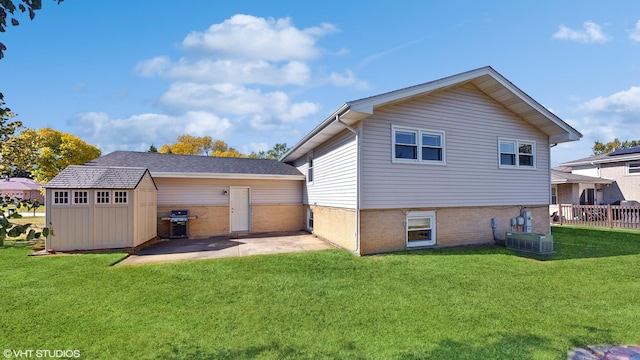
[283, 66, 581, 254]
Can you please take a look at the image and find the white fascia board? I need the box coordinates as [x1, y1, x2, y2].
[150, 172, 305, 181]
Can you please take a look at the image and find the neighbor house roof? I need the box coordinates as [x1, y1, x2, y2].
[282, 66, 582, 162]
[0, 177, 42, 191]
[551, 169, 614, 185]
[85, 151, 305, 180]
[45, 166, 154, 189]
[560, 146, 640, 167]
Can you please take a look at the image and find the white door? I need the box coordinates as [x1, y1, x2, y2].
[230, 187, 250, 232]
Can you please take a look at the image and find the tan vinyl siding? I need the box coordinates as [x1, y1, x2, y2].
[601, 163, 640, 202]
[154, 178, 302, 206]
[295, 129, 357, 209]
[361, 83, 550, 209]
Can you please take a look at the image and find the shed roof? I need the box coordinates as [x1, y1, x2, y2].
[282, 66, 582, 162]
[45, 166, 153, 189]
[85, 151, 304, 180]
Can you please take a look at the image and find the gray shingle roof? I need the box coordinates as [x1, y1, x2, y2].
[46, 166, 151, 189]
[85, 151, 303, 177]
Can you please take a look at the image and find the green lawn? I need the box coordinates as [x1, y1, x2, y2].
[1, 226, 639, 359]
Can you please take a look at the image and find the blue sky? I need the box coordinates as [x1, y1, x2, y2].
[2, 1, 640, 166]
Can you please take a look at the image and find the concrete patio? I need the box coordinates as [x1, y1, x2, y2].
[117, 231, 335, 265]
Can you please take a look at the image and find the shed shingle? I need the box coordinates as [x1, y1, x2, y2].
[45, 166, 151, 189]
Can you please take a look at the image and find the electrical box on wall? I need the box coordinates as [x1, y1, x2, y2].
[521, 210, 532, 233]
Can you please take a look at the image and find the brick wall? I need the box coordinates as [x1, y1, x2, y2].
[310, 205, 357, 251]
[359, 205, 550, 255]
[157, 204, 304, 238]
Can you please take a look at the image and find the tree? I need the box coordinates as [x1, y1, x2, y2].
[159, 135, 214, 155]
[148, 144, 158, 153]
[593, 138, 640, 155]
[0, 0, 64, 59]
[159, 136, 244, 157]
[248, 143, 290, 160]
[210, 139, 243, 157]
[5, 128, 102, 183]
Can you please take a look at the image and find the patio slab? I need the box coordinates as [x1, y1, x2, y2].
[117, 231, 334, 265]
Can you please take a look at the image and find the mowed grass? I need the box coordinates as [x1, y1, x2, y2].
[1, 226, 639, 359]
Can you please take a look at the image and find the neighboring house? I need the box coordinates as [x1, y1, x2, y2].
[84, 151, 306, 239]
[557, 146, 640, 205]
[44, 166, 158, 251]
[550, 167, 614, 217]
[0, 177, 45, 204]
[281, 66, 581, 254]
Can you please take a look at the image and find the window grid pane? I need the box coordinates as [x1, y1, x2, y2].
[73, 191, 88, 204]
[96, 191, 110, 204]
[114, 191, 127, 204]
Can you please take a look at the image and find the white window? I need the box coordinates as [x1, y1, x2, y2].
[551, 186, 557, 205]
[627, 162, 640, 175]
[406, 211, 436, 247]
[393, 126, 445, 164]
[499, 138, 535, 169]
[307, 208, 314, 231]
[307, 153, 314, 183]
[96, 191, 110, 204]
[73, 191, 88, 204]
[114, 191, 128, 204]
[53, 191, 69, 205]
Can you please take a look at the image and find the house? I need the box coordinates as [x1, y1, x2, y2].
[551, 166, 614, 206]
[44, 166, 158, 251]
[556, 146, 640, 206]
[0, 177, 45, 204]
[281, 66, 581, 254]
[84, 151, 306, 239]
[45, 66, 582, 254]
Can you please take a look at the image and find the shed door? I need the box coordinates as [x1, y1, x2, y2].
[230, 187, 250, 232]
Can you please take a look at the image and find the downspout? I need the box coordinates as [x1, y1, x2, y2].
[336, 115, 360, 254]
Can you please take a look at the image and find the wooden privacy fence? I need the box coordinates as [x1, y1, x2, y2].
[556, 204, 640, 229]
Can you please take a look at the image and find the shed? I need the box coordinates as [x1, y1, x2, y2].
[44, 166, 158, 251]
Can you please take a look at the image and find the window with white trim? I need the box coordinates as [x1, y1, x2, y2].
[499, 139, 535, 168]
[406, 211, 436, 247]
[73, 191, 88, 204]
[627, 162, 640, 175]
[551, 186, 557, 205]
[96, 191, 110, 204]
[114, 191, 128, 204]
[307, 209, 314, 231]
[307, 153, 314, 183]
[53, 191, 69, 205]
[393, 126, 445, 164]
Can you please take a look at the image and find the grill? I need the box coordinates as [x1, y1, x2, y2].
[169, 210, 189, 238]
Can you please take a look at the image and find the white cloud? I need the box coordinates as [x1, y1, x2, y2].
[577, 86, 640, 115]
[553, 21, 611, 43]
[135, 58, 310, 86]
[329, 69, 368, 89]
[552, 86, 640, 166]
[159, 82, 320, 125]
[76, 111, 232, 153]
[629, 20, 640, 41]
[182, 14, 337, 61]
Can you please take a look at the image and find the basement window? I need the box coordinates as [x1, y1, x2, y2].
[406, 211, 436, 247]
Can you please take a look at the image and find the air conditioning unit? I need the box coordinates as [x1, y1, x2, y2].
[505, 232, 554, 254]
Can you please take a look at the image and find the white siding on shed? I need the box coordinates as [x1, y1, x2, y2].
[294, 129, 357, 209]
[153, 178, 302, 206]
[360, 83, 550, 209]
